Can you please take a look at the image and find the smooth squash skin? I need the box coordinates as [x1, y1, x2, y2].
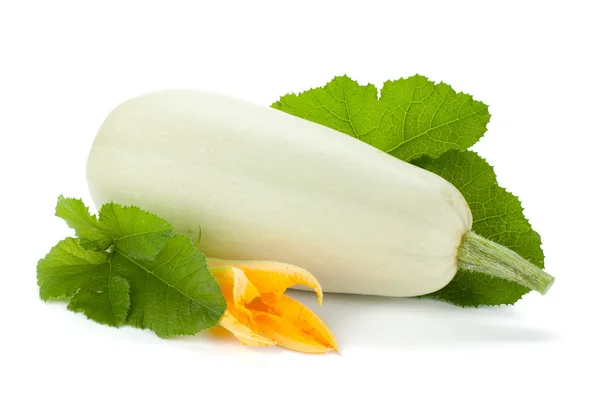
[86, 90, 473, 297]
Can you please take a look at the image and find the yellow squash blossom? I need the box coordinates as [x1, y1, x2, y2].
[207, 258, 339, 354]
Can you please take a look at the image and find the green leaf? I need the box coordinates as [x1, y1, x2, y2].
[68, 275, 130, 327]
[98, 203, 172, 260]
[111, 235, 226, 338]
[38, 198, 226, 335]
[55, 197, 172, 259]
[37, 238, 111, 300]
[37, 238, 130, 326]
[272, 75, 490, 161]
[413, 150, 545, 306]
[273, 75, 545, 306]
[55, 196, 113, 251]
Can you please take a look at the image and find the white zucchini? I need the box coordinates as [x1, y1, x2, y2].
[86, 90, 554, 297]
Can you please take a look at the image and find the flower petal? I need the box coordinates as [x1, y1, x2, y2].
[220, 311, 275, 347]
[209, 261, 338, 353]
[210, 266, 261, 308]
[252, 311, 336, 354]
[209, 266, 235, 299]
[207, 258, 323, 304]
[261, 294, 340, 353]
[231, 267, 261, 306]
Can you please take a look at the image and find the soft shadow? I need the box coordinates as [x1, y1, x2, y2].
[169, 290, 559, 354]
[170, 329, 292, 357]
[47, 289, 558, 353]
[284, 290, 561, 350]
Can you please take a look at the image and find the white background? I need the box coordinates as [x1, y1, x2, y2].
[1, 1, 599, 398]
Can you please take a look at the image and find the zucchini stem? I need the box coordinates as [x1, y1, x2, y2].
[457, 231, 554, 295]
